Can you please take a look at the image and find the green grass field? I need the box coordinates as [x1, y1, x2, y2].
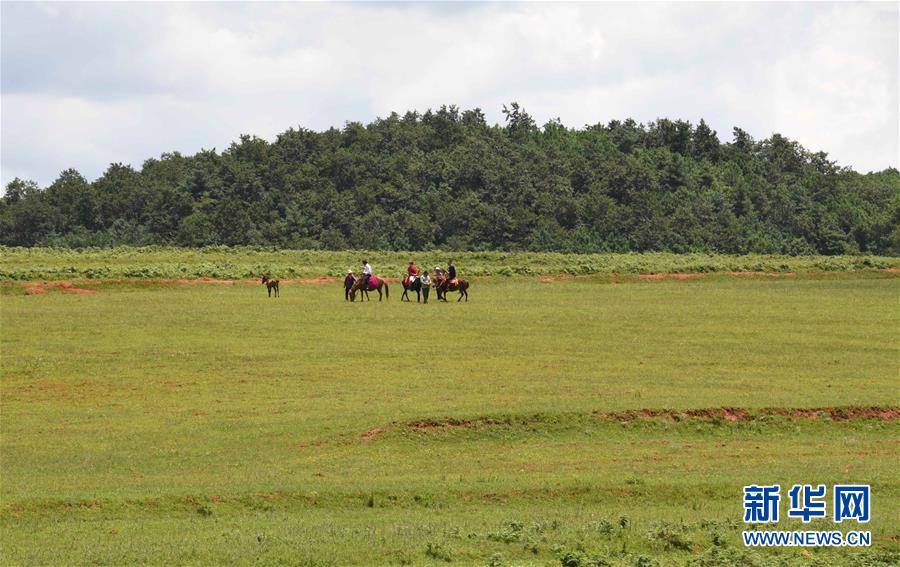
[2, 246, 898, 280]
[1, 265, 899, 565]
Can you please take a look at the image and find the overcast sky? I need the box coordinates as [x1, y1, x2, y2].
[2, 1, 897, 187]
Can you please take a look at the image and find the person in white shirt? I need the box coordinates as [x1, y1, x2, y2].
[420, 273, 431, 304]
[362, 259, 373, 287]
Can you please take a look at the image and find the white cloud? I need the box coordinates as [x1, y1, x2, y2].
[1, 2, 897, 186]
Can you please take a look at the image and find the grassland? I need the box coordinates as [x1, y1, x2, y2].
[1, 245, 899, 281]
[1, 258, 898, 565]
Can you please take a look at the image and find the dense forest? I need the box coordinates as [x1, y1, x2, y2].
[2, 104, 898, 255]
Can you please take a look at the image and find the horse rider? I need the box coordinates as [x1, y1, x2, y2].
[362, 259, 372, 288]
[344, 269, 356, 301]
[440, 259, 457, 293]
[406, 259, 419, 285]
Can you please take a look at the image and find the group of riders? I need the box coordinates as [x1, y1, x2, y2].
[343, 258, 460, 303]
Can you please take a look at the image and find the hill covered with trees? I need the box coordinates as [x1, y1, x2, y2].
[2, 104, 898, 255]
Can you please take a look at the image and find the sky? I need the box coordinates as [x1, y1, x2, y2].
[1, 1, 898, 187]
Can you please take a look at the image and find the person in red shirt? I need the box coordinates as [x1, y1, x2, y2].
[406, 260, 419, 287]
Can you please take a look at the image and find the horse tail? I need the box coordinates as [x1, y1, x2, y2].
[384, 282, 389, 299]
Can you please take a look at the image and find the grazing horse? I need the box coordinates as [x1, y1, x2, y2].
[435, 276, 469, 302]
[401, 275, 422, 302]
[349, 275, 389, 302]
[261, 275, 279, 298]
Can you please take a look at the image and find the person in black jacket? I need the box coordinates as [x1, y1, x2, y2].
[439, 260, 457, 294]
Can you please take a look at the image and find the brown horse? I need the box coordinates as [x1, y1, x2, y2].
[435, 276, 469, 302]
[261, 275, 279, 298]
[349, 275, 389, 302]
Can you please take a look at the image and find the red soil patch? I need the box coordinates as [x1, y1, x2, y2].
[20, 282, 96, 294]
[883, 268, 900, 273]
[361, 426, 389, 440]
[51, 282, 95, 292]
[728, 271, 795, 277]
[639, 273, 705, 280]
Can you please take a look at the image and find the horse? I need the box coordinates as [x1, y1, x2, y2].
[261, 275, 279, 298]
[434, 276, 469, 302]
[349, 274, 389, 302]
[401, 275, 422, 302]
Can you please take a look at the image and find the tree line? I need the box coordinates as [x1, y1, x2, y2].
[2, 103, 898, 255]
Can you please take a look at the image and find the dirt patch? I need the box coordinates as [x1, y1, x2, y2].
[883, 268, 900, 273]
[596, 406, 899, 422]
[539, 274, 576, 283]
[728, 271, 796, 277]
[410, 418, 480, 430]
[360, 426, 389, 440]
[19, 282, 97, 294]
[355, 408, 898, 443]
[639, 273, 705, 280]
[788, 408, 824, 418]
[52, 282, 97, 294]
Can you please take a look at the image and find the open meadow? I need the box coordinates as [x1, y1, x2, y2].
[1, 251, 899, 566]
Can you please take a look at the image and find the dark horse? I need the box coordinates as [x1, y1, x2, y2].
[435, 276, 469, 302]
[261, 275, 279, 298]
[349, 275, 389, 302]
[401, 275, 422, 302]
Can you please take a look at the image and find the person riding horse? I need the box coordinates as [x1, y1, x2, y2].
[405, 260, 419, 286]
[439, 260, 457, 294]
[362, 259, 372, 288]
